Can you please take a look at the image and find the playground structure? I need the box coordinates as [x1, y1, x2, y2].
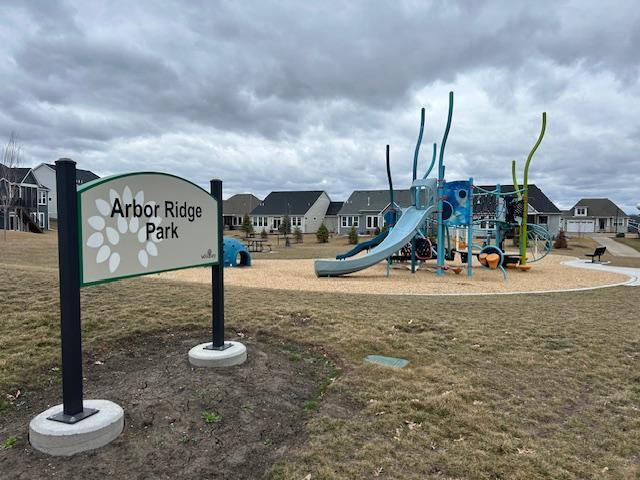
[223, 237, 252, 267]
[315, 92, 552, 279]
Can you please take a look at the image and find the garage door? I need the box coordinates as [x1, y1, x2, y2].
[566, 219, 595, 233]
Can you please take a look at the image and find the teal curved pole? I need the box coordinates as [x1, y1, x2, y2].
[412, 108, 425, 181]
[386, 144, 394, 213]
[423, 142, 437, 179]
[436, 91, 454, 277]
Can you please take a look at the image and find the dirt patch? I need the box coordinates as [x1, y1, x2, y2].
[158, 254, 630, 296]
[0, 329, 337, 479]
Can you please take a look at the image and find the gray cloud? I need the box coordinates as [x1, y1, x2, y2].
[1, 0, 639, 212]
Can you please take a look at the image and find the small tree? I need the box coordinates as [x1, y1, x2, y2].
[348, 226, 359, 245]
[241, 214, 253, 236]
[278, 215, 291, 235]
[293, 226, 303, 243]
[316, 223, 329, 243]
[260, 228, 268, 239]
[553, 229, 568, 249]
[0, 133, 22, 241]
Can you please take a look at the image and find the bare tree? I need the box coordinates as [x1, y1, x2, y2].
[0, 133, 23, 240]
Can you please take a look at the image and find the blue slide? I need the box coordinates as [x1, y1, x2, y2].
[315, 206, 434, 277]
[335, 229, 389, 260]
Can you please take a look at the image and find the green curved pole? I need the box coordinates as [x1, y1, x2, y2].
[511, 160, 522, 200]
[412, 108, 425, 181]
[520, 112, 547, 266]
[423, 142, 437, 179]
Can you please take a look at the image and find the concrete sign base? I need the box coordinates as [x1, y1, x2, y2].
[188, 341, 247, 367]
[29, 400, 124, 456]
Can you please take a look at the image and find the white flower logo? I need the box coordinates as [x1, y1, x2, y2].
[86, 186, 162, 273]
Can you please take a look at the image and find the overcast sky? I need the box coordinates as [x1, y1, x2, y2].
[2, 1, 639, 212]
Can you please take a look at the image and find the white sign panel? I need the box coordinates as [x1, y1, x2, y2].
[78, 173, 218, 286]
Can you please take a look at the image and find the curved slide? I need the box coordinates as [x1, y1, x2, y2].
[336, 229, 389, 260]
[315, 206, 434, 277]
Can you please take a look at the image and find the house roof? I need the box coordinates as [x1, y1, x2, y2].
[46, 163, 100, 183]
[250, 191, 326, 215]
[473, 184, 561, 214]
[223, 193, 261, 215]
[325, 201, 344, 216]
[0, 165, 47, 188]
[564, 198, 628, 217]
[338, 189, 413, 215]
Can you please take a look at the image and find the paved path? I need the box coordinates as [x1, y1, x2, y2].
[590, 234, 640, 257]
[563, 259, 640, 286]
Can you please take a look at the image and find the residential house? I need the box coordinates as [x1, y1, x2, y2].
[337, 189, 412, 235]
[0, 165, 49, 232]
[250, 191, 331, 234]
[473, 184, 562, 236]
[323, 201, 344, 233]
[32, 162, 100, 220]
[561, 198, 628, 234]
[223, 193, 261, 229]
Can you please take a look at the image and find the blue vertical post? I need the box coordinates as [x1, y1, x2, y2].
[467, 178, 474, 277]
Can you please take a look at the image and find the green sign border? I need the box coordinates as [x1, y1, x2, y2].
[77, 171, 219, 288]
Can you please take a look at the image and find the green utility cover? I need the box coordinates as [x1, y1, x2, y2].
[364, 355, 409, 368]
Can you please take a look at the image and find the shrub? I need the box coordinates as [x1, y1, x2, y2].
[373, 226, 381, 236]
[294, 226, 303, 243]
[241, 214, 253, 235]
[553, 229, 568, 249]
[348, 226, 359, 245]
[279, 215, 291, 235]
[316, 223, 329, 243]
[260, 228, 268, 239]
[616, 232, 625, 238]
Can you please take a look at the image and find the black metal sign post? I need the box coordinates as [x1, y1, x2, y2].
[48, 159, 98, 424]
[205, 179, 230, 351]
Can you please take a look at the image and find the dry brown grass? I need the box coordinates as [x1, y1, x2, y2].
[1, 230, 640, 479]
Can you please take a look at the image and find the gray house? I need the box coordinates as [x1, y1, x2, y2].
[562, 198, 628, 234]
[223, 193, 261, 229]
[32, 162, 100, 220]
[323, 201, 344, 233]
[0, 165, 49, 232]
[473, 184, 562, 236]
[337, 189, 412, 235]
[250, 190, 331, 233]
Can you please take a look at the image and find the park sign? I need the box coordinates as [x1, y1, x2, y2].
[78, 173, 219, 286]
[32, 159, 233, 440]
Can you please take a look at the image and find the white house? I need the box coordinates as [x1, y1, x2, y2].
[32, 163, 100, 220]
[562, 198, 628, 234]
[250, 191, 331, 234]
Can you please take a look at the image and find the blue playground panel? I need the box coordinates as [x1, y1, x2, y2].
[223, 237, 252, 267]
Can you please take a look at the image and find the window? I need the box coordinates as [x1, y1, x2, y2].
[341, 216, 359, 228]
[291, 216, 302, 227]
[575, 207, 587, 216]
[38, 190, 47, 205]
[538, 215, 548, 224]
[253, 216, 268, 228]
[366, 215, 379, 229]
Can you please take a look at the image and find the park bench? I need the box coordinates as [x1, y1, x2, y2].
[585, 246, 606, 263]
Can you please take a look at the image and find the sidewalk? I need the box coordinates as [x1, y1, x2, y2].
[563, 258, 640, 286]
[590, 234, 640, 258]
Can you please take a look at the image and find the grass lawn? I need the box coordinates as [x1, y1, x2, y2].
[1, 231, 640, 478]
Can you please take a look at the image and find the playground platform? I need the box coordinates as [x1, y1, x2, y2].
[158, 254, 632, 296]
